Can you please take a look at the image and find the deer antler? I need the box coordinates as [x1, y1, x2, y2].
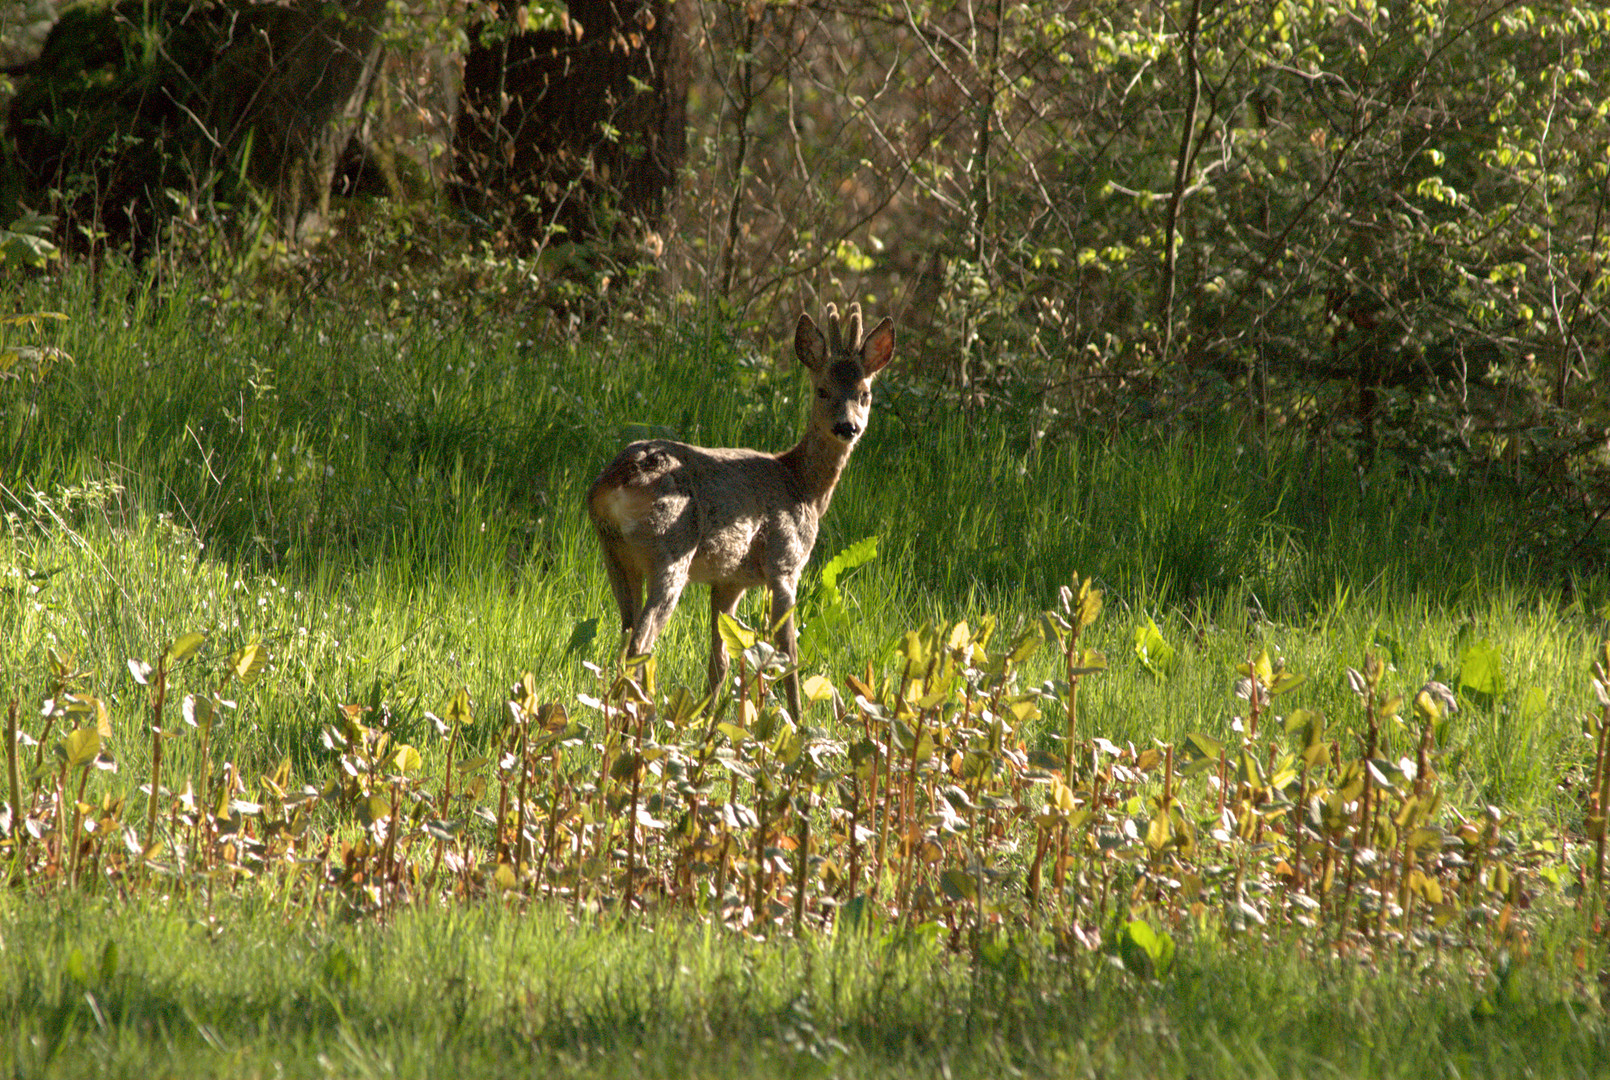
[843, 303, 863, 350]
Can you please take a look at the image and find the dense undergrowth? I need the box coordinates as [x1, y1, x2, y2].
[5, 265, 1610, 1076]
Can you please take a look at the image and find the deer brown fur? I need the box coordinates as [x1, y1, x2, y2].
[587, 303, 895, 718]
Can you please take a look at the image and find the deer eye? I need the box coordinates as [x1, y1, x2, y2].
[817, 387, 829, 399]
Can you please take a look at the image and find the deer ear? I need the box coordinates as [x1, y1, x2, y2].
[795, 312, 828, 371]
[858, 317, 895, 377]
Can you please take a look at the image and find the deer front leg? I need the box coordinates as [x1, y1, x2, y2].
[769, 579, 802, 720]
[708, 582, 746, 699]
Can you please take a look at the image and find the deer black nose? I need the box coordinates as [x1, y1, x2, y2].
[833, 421, 860, 441]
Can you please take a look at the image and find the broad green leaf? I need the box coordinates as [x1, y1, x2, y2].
[564, 617, 599, 658]
[1241, 648, 1274, 686]
[774, 730, 804, 765]
[1007, 628, 1042, 664]
[1459, 639, 1504, 700]
[1270, 671, 1306, 696]
[1238, 750, 1266, 790]
[1145, 813, 1171, 851]
[751, 708, 780, 743]
[62, 694, 112, 737]
[98, 940, 118, 983]
[1408, 826, 1444, 852]
[0, 229, 60, 267]
[359, 795, 391, 824]
[1366, 758, 1403, 790]
[514, 672, 542, 718]
[1134, 617, 1175, 677]
[718, 612, 756, 658]
[1076, 580, 1103, 628]
[64, 948, 91, 986]
[937, 867, 977, 902]
[1410, 869, 1444, 904]
[820, 535, 879, 597]
[662, 686, 704, 727]
[1181, 732, 1224, 766]
[1006, 696, 1040, 723]
[1118, 919, 1175, 978]
[1284, 707, 1323, 743]
[182, 694, 214, 730]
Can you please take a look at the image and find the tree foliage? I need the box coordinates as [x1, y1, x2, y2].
[669, 0, 1610, 558]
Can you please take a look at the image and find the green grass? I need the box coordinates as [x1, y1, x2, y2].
[4, 893, 1606, 1080]
[4, 263, 1610, 1078]
[4, 264, 1598, 812]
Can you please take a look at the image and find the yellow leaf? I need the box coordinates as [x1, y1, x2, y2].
[62, 726, 101, 769]
[1007, 697, 1040, 723]
[391, 745, 423, 774]
[231, 643, 268, 684]
[1254, 648, 1274, 686]
[1145, 814, 1171, 851]
[900, 624, 937, 668]
[515, 671, 541, 716]
[1073, 647, 1108, 675]
[1410, 869, 1443, 905]
[446, 686, 473, 727]
[1078, 585, 1103, 628]
[164, 632, 207, 666]
[801, 674, 835, 703]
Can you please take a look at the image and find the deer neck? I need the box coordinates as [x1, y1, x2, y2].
[778, 427, 854, 516]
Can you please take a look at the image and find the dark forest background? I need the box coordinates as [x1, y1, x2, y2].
[3, 0, 1609, 570]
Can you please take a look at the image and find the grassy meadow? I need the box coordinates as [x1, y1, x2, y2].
[3, 264, 1610, 1077]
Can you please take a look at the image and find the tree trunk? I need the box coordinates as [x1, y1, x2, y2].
[452, 0, 690, 249]
[201, 0, 390, 240]
[4, 0, 388, 253]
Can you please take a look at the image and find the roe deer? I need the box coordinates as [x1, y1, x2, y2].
[587, 303, 895, 718]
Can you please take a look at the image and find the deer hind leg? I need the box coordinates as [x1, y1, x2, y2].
[597, 536, 644, 644]
[707, 581, 746, 698]
[769, 578, 802, 720]
[628, 554, 694, 660]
